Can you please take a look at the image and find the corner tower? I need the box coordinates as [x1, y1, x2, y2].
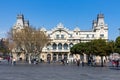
[92, 14, 108, 40]
[16, 14, 24, 26]
[13, 14, 29, 30]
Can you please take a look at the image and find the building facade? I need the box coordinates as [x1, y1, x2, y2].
[13, 14, 108, 62]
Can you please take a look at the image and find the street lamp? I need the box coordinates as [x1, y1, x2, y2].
[118, 28, 120, 36]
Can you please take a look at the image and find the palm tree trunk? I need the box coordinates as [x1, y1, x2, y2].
[101, 56, 104, 67]
[87, 54, 90, 66]
[28, 53, 31, 64]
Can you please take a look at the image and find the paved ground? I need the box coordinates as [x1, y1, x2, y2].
[0, 63, 120, 80]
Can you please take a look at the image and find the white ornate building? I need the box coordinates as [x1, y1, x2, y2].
[13, 14, 108, 62]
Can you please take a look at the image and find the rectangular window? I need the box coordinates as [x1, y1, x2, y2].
[76, 32, 78, 35]
[100, 34, 104, 38]
[86, 34, 89, 38]
[56, 35, 59, 39]
[61, 35, 64, 39]
[92, 34, 94, 38]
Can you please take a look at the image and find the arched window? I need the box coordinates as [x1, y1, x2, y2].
[52, 43, 57, 50]
[58, 43, 62, 50]
[64, 43, 68, 50]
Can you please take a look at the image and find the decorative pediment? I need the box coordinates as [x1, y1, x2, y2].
[53, 23, 69, 31]
[57, 22, 64, 29]
[74, 27, 80, 31]
[51, 23, 69, 34]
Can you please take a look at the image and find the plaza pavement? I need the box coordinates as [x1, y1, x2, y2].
[0, 62, 120, 80]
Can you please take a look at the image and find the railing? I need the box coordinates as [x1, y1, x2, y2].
[42, 49, 70, 52]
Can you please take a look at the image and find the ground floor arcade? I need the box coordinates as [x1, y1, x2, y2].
[12, 52, 107, 63]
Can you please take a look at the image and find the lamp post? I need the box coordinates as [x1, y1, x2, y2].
[118, 28, 120, 36]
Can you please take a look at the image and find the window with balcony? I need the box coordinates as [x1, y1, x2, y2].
[64, 43, 68, 50]
[58, 43, 62, 50]
[53, 43, 57, 50]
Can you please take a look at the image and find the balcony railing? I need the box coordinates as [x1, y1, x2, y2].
[42, 49, 70, 52]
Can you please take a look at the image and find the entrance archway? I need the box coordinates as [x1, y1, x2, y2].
[58, 53, 62, 61]
[47, 54, 51, 61]
[64, 53, 68, 61]
[53, 53, 57, 61]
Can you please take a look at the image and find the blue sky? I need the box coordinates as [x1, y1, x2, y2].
[0, 0, 120, 40]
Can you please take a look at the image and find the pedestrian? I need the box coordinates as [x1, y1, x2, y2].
[88, 59, 91, 66]
[116, 60, 119, 67]
[66, 59, 69, 65]
[13, 58, 16, 65]
[34, 58, 36, 64]
[77, 59, 80, 66]
[7, 56, 10, 64]
[48, 58, 50, 64]
[112, 60, 115, 67]
[61, 59, 65, 65]
[82, 60, 84, 67]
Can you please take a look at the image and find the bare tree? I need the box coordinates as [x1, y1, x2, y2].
[8, 26, 49, 64]
[7, 28, 23, 61]
[33, 29, 49, 61]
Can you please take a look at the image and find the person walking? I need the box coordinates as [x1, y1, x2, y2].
[82, 60, 84, 67]
[66, 59, 69, 65]
[7, 56, 10, 64]
[12, 58, 16, 65]
[116, 60, 119, 67]
[77, 59, 80, 66]
[61, 59, 65, 65]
